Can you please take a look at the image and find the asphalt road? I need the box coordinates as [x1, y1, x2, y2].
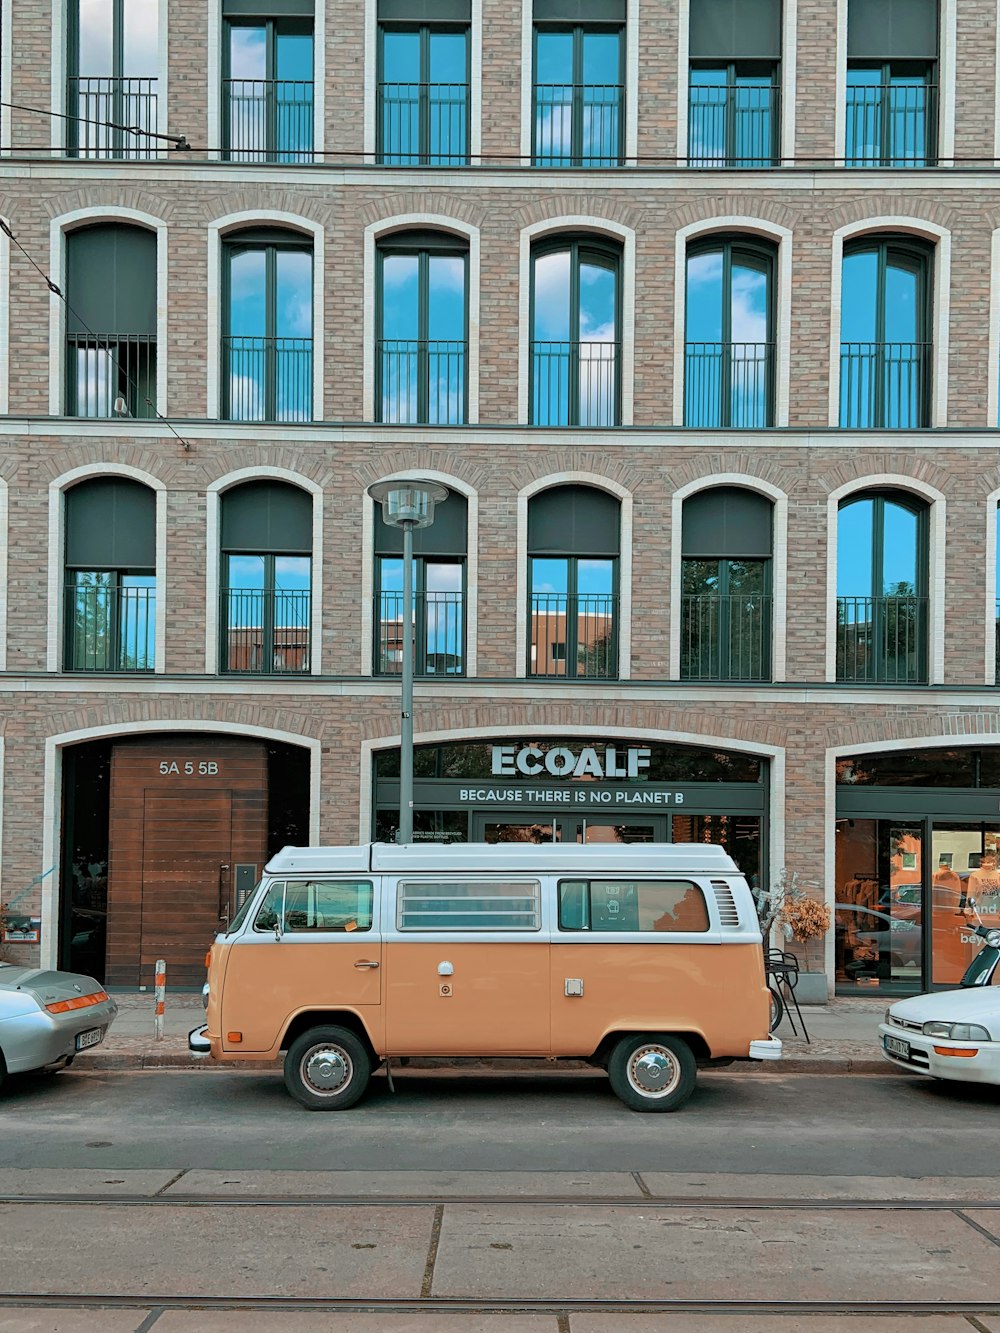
[2, 1066, 999, 1175]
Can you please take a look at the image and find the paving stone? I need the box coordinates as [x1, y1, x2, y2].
[155, 1315, 558, 1332]
[639, 1173, 998, 1201]
[171, 1169, 641, 1198]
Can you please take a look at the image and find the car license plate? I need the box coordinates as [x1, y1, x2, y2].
[75, 1027, 105, 1051]
[884, 1034, 910, 1059]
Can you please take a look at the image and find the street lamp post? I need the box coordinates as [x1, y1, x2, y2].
[367, 479, 449, 844]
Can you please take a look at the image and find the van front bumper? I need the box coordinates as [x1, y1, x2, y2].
[188, 1024, 212, 1054]
[749, 1037, 783, 1060]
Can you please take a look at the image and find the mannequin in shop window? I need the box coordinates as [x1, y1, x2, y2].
[933, 859, 964, 912]
[967, 853, 1000, 914]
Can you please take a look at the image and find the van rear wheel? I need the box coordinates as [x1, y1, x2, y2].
[284, 1026, 371, 1111]
[608, 1034, 696, 1112]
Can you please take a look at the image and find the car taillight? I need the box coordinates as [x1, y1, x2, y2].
[45, 991, 109, 1014]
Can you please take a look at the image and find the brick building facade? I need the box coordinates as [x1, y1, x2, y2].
[0, 0, 998, 995]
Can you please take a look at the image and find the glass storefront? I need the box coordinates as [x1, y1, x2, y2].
[373, 736, 767, 885]
[836, 747, 1000, 994]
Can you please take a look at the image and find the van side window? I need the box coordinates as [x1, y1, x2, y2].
[558, 879, 710, 933]
[397, 879, 541, 931]
[252, 881, 374, 932]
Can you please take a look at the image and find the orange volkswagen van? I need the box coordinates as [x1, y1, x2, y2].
[189, 842, 781, 1111]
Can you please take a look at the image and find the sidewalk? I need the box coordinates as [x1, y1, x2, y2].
[76, 992, 900, 1075]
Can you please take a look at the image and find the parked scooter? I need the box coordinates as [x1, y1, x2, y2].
[959, 897, 1000, 987]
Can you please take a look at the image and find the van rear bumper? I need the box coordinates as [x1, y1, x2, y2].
[749, 1037, 782, 1060]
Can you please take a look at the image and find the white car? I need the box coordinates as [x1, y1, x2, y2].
[0, 962, 118, 1090]
[880, 987, 1000, 1085]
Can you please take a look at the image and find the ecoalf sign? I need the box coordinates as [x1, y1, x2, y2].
[491, 744, 651, 781]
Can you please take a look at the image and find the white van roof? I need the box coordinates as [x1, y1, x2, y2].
[265, 842, 742, 876]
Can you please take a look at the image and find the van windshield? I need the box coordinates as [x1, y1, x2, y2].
[226, 882, 263, 935]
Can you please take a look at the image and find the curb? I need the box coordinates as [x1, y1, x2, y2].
[75, 1052, 902, 1076]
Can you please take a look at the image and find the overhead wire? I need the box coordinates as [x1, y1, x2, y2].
[0, 218, 192, 451]
[0, 97, 190, 149]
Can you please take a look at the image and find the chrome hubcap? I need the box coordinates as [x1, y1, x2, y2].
[303, 1045, 351, 1094]
[628, 1046, 679, 1097]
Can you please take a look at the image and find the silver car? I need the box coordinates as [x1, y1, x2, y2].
[0, 962, 117, 1088]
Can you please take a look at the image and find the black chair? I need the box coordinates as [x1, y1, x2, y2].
[766, 948, 810, 1042]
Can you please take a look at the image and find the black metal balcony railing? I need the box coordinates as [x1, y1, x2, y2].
[532, 83, 624, 166]
[67, 76, 159, 159]
[684, 342, 773, 428]
[377, 82, 469, 164]
[64, 582, 156, 672]
[377, 340, 467, 425]
[687, 83, 779, 166]
[680, 593, 772, 681]
[845, 82, 937, 167]
[836, 594, 928, 684]
[67, 334, 156, 418]
[840, 341, 930, 429]
[223, 78, 314, 163]
[530, 593, 617, 678]
[223, 589, 311, 674]
[222, 336, 313, 422]
[375, 590, 465, 676]
[531, 341, 619, 427]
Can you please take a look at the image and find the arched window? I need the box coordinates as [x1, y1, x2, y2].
[684, 236, 775, 428]
[527, 484, 620, 677]
[377, 230, 468, 425]
[65, 224, 157, 418]
[530, 238, 621, 426]
[68, 0, 159, 160]
[836, 490, 928, 683]
[63, 477, 156, 672]
[374, 490, 468, 676]
[220, 481, 312, 673]
[222, 228, 313, 423]
[840, 236, 933, 429]
[681, 487, 772, 681]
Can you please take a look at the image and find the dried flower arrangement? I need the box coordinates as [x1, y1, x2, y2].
[753, 868, 830, 942]
[778, 895, 832, 942]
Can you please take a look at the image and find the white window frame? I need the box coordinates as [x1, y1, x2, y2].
[825, 473, 946, 686]
[518, 217, 636, 426]
[677, 0, 797, 164]
[669, 474, 788, 682]
[828, 218, 951, 429]
[49, 208, 169, 419]
[206, 467, 324, 676]
[47, 463, 168, 675]
[834, 0, 956, 165]
[515, 472, 633, 680]
[207, 210, 325, 422]
[361, 468, 479, 677]
[672, 216, 793, 428]
[362, 215, 481, 424]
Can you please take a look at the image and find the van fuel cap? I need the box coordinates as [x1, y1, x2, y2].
[437, 961, 454, 975]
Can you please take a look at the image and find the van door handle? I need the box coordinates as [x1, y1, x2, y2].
[354, 960, 380, 969]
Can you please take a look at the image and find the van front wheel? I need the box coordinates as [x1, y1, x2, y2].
[608, 1034, 696, 1112]
[284, 1027, 371, 1110]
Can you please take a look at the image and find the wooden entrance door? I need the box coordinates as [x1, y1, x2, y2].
[106, 739, 268, 987]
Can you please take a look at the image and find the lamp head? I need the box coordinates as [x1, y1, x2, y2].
[368, 479, 449, 529]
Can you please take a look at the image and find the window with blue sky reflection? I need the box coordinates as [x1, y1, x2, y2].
[840, 239, 930, 429]
[71, 0, 159, 159]
[531, 242, 619, 427]
[685, 239, 773, 428]
[378, 237, 467, 424]
[377, 559, 465, 676]
[224, 16, 314, 163]
[836, 493, 926, 684]
[533, 26, 623, 166]
[688, 64, 778, 167]
[224, 235, 312, 423]
[845, 64, 934, 167]
[379, 26, 469, 165]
